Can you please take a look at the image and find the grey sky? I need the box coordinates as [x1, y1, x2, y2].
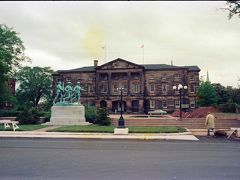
[1, 1, 239, 87]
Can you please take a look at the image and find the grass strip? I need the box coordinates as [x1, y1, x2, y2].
[48, 125, 115, 133]
[48, 125, 186, 133]
[0, 125, 48, 131]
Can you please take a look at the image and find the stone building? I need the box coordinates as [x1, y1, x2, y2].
[53, 58, 200, 113]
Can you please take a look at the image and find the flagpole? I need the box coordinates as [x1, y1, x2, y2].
[105, 45, 106, 63]
[101, 45, 106, 63]
[142, 45, 144, 64]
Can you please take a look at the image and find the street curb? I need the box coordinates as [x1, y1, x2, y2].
[0, 131, 199, 141]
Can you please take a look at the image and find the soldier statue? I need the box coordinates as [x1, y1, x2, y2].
[53, 81, 64, 104]
[73, 81, 85, 104]
[63, 81, 73, 103]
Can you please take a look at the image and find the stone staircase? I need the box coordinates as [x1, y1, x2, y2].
[111, 117, 240, 129]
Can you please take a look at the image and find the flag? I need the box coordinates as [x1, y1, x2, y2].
[141, 44, 144, 48]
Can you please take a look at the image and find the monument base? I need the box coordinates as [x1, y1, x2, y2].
[114, 128, 129, 135]
[50, 105, 91, 125]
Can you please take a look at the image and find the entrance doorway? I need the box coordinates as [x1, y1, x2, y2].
[112, 101, 126, 113]
[132, 100, 139, 112]
[100, 100, 107, 108]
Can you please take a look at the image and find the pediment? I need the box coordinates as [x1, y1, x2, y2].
[96, 58, 143, 70]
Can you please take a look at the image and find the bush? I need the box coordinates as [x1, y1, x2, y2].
[218, 102, 238, 113]
[16, 108, 41, 124]
[95, 108, 111, 126]
[43, 111, 51, 123]
[0, 110, 21, 117]
[85, 106, 97, 123]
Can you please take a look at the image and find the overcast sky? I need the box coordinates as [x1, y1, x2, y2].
[1, 1, 239, 87]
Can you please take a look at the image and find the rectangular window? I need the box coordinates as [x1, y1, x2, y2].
[113, 84, 118, 93]
[162, 100, 167, 108]
[100, 74, 108, 81]
[88, 84, 93, 93]
[162, 83, 167, 93]
[101, 84, 108, 93]
[150, 100, 155, 109]
[134, 84, 140, 93]
[133, 75, 139, 80]
[123, 83, 128, 93]
[175, 99, 180, 108]
[190, 75, 195, 81]
[190, 83, 195, 93]
[190, 99, 195, 108]
[168, 100, 174, 107]
[150, 84, 155, 92]
[174, 74, 181, 81]
[173, 84, 180, 94]
[82, 84, 88, 94]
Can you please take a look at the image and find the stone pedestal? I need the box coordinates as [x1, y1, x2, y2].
[50, 105, 91, 125]
[114, 128, 129, 135]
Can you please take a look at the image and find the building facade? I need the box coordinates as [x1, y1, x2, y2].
[53, 58, 200, 113]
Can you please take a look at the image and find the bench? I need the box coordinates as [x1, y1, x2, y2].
[0, 120, 19, 131]
[227, 128, 240, 138]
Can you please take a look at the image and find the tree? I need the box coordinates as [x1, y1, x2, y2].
[0, 24, 29, 104]
[197, 81, 218, 107]
[212, 83, 230, 104]
[95, 108, 111, 126]
[223, 1, 240, 19]
[16, 66, 53, 108]
[226, 86, 240, 104]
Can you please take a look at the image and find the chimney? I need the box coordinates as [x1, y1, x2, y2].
[94, 60, 98, 68]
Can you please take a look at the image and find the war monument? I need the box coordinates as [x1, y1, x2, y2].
[50, 81, 90, 125]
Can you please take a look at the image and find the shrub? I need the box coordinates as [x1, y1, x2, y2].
[43, 111, 51, 123]
[95, 108, 111, 126]
[218, 102, 238, 113]
[16, 108, 41, 124]
[0, 110, 21, 117]
[85, 106, 97, 123]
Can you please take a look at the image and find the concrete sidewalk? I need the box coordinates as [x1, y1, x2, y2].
[0, 131, 199, 141]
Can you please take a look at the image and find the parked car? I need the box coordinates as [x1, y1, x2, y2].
[148, 109, 167, 115]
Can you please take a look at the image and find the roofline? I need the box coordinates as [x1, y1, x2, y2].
[56, 70, 95, 73]
[144, 67, 189, 71]
[95, 58, 144, 70]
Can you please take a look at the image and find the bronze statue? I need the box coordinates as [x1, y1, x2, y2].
[53, 80, 85, 105]
[63, 81, 73, 103]
[73, 81, 86, 104]
[53, 81, 64, 104]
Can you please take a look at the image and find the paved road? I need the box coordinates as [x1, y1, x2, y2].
[0, 137, 239, 180]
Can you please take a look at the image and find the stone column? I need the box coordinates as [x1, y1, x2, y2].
[139, 99, 144, 113]
[126, 100, 132, 113]
[128, 72, 131, 95]
[140, 71, 144, 95]
[96, 72, 99, 98]
[108, 72, 112, 98]
[107, 100, 112, 112]
[95, 100, 100, 108]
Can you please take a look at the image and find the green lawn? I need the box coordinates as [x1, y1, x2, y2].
[0, 125, 48, 131]
[48, 125, 186, 133]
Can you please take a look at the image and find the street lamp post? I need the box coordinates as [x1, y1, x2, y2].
[173, 84, 187, 120]
[117, 87, 125, 128]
